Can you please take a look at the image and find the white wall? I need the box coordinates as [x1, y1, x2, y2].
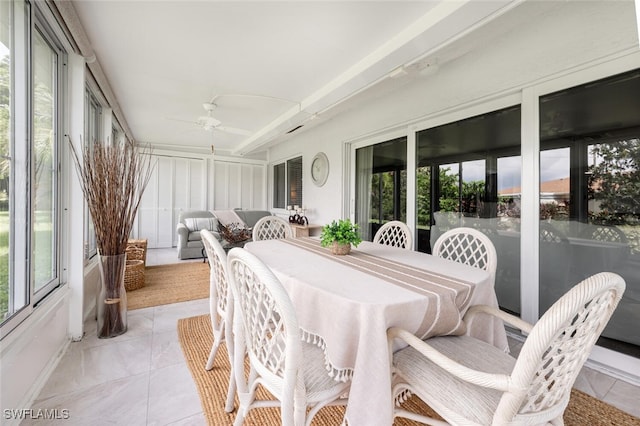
[0, 288, 70, 425]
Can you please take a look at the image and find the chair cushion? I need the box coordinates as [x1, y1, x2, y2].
[187, 231, 202, 242]
[300, 341, 349, 403]
[184, 217, 218, 232]
[393, 335, 515, 425]
[260, 340, 349, 405]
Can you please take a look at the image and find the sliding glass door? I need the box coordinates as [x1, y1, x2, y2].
[539, 69, 640, 355]
[355, 137, 406, 241]
[416, 106, 522, 314]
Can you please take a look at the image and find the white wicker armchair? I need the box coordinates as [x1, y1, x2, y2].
[252, 215, 293, 241]
[226, 248, 349, 426]
[201, 230, 236, 413]
[388, 272, 625, 425]
[373, 220, 413, 250]
[432, 227, 497, 278]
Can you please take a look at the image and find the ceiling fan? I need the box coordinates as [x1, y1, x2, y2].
[197, 102, 252, 135]
[171, 102, 252, 136]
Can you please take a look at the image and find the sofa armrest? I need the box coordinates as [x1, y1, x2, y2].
[177, 223, 189, 245]
[210, 230, 222, 242]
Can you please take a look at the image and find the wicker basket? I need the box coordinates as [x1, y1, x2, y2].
[127, 239, 148, 265]
[331, 242, 351, 255]
[126, 247, 145, 262]
[124, 259, 145, 291]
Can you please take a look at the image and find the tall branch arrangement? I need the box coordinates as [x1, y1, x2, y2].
[69, 139, 155, 256]
[69, 139, 155, 338]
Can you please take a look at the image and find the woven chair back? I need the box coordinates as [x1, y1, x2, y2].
[252, 215, 293, 241]
[373, 221, 412, 250]
[227, 248, 302, 393]
[496, 272, 625, 423]
[579, 224, 627, 244]
[201, 230, 231, 323]
[432, 227, 497, 275]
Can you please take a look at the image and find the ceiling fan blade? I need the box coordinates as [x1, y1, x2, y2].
[166, 117, 199, 125]
[215, 125, 252, 136]
[197, 116, 222, 127]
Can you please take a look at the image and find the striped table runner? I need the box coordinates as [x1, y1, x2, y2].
[282, 237, 476, 338]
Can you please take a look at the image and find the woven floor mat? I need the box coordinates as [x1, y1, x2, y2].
[178, 314, 640, 425]
[127, 262, 209, 310]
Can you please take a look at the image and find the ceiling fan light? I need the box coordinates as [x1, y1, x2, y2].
[202, 102, 216, 112]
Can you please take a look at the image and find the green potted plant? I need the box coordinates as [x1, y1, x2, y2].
[320, 219, 362, 255]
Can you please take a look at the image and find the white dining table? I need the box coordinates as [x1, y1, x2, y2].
[244, 237, 508, 426]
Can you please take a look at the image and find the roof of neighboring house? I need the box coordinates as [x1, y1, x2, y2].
[500, 177, 570, 196]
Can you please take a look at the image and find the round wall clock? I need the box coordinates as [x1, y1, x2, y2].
[311, 152, 329, 187]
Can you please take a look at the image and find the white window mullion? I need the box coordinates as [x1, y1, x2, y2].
[520, 86, 540, 324]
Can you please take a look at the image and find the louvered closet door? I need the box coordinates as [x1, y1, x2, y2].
[172, 157, 206, 246]
[136, 155, 206, 248]
[213, 160, 266, 210]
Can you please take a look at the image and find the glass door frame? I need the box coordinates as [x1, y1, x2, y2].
[527, 52, 640, 376]
[346, 128, 416, 248]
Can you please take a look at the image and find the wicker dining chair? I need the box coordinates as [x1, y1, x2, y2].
[201, 229, 236, 413]
[579, 224, 628, 244]
[432, 227, 497, 277]
[252, 215, 293, 241]
[226, 248, 349, 426]
[373, 220, 413, 250]
[387, 272, 625, 425]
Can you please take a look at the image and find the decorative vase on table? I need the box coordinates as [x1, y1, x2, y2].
[320, 219, 362, 256]
[96, 253, 128, 338]
[331, 241, 351, 255]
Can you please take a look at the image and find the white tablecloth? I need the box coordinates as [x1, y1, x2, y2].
[245, 238, 508, 426]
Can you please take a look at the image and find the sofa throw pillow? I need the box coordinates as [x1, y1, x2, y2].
[184, 217, 218, 232]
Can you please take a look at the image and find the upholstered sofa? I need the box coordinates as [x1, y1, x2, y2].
[176, 209, 272, 259]
[176, 211, 219, 260]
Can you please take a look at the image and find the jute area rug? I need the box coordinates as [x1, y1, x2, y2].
[127, 262, 209, 310]
[178, 314, 640, 426]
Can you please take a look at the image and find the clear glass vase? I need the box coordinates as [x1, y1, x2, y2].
[96, 253, 128, 338]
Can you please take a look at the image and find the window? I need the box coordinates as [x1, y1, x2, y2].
[32, 27, 59, 295]
[1, 1, 63, 333]
[273, 156, 302, 209]
[0, 0, 17, 323]
[83, 89, 101, 259]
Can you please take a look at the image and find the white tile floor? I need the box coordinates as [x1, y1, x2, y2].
[22, 248, 640, 425]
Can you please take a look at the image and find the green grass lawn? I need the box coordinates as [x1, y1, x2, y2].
[0, 210, 55, 320]
[1, 211, 8, 319]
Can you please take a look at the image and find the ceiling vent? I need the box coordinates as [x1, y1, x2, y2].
[286, 124, 304, 134]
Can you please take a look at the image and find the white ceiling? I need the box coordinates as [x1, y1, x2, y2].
[70, 0, 525, 157]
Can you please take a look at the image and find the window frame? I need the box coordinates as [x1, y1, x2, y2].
[272, 155, 302, 209]
[0, 0, 65, 336]
[83, 88, 101, 260]
[30, 18, 63, 304]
